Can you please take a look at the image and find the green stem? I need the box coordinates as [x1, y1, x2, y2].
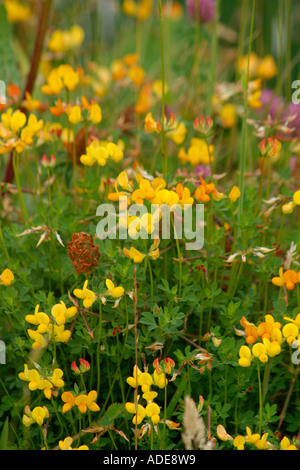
[157, 0, 168, 178]
[207, 0, 220, 117]
[257, 361, 262, 434]
[12, 151, 29, 225]
[238, 0, 256, 231]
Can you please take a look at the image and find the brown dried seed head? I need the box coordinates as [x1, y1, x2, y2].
[67, 232, 100, 275]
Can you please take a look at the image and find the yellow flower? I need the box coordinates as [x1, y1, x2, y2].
[89, 103, 102, 124]
[126, 365, 142, 388]
[282, 202, 295, 214]
[59, 436, 89, 450]
[252, 343, 268, 363]
[73, 280, 96, 308]
[48, 324, 71, 343]
[138, 372, 153, 392]
[228, 186, 241, 203]
[167, 121, 187, 145]
[4, 0, 31, 23]
[216, 424, 233, 442]
[25, 304, 50, 334]
[75, 390, 100, 414]
[125, 402, 146, 425]
[145, 402, 160, 424]
[144, 112, 161, 133]
[68, 105, 82, 125]
[0, 268, 14, 286]
[256, 55, 278, 80]
[105, 279, 124, 298]
[219, 104, 236, 129]
[23, 406, 49, 427]
[123, 247, 145, 263]
[233, 435, 245, 450]
[293, 190, 300, 205]
[107, 142, 124, 163]
[280, 436, 297, 450]
[282, 323, 299, 346]
[245, 426, 260, 444]
[51, 301, 77, 325]
[61, 391, 76, 413]
[254, 432, 271, 450]
[238, 345, 252, 367]
[27, 329, 47, 350]
[153, 369, 168, 388]
[128, 65, 145, 86]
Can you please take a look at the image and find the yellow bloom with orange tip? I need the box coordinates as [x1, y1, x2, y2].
[61, 391, 76, 413]
[283, 270, 298, 291]
[194, 177, 218, 203]
[244, 324, 258, 345]
[228, 186, 241, 203]
[25, 304, 50, 334]
[131, 178, 156, 204]
[75, 390, 100, 414]
[238, 345, 252, 367]
[73, 280, 96, 308]
[233, 435, 245, 450]
[216, 424, 233, 442]
[145, 112, 161, 133]
[123, 247, 145, 263]
[293, 190, 300, 205]
[252, 342, 268, 363]
[0, 268, 14, 286]
[145, 402, 160, 424]
[282, 323, 299, 346]
[105, 279, 124, 299]
[280, 436, 298, 450]
[175, 182, 194, 208]
[256, 55, 278, 80]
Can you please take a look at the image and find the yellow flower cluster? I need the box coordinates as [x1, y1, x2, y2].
[25, 302, 77, 350]
[125, 360, 175, 425]
[0, 109, 43, 155]
[122, 0, 153, 21]
[61, 390, 100, 414]
[80, 140, 123, 167]
[178, 137, 214, 167]
[41, 64, 80, 96]
[238, 313, 300, 367]
[48, 25, 85, 53]
[19, 364, 64, 399]
[217, 425, 297, 450]
[272, 267, 300, 291]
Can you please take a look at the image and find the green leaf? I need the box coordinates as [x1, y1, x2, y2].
[0, 417, 9, 450]
[98, 403, 125, 427]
